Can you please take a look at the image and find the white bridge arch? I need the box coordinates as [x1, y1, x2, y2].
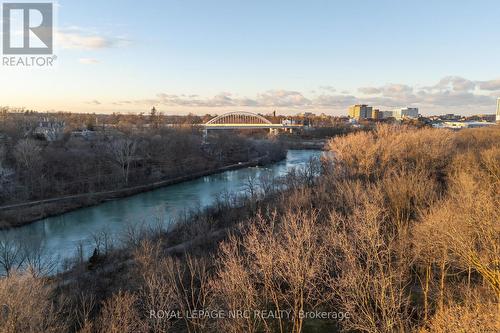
[201, 111, 303, 140]
[205, 111, 273, 125]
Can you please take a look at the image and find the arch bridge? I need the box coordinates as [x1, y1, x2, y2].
[202, 111, 303, 137]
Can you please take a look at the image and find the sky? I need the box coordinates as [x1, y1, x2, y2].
[1, 0, 500, 116]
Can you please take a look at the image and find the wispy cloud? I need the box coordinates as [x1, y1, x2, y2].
[477, 79, 500, 91]
[79, 58, 100, 64]
[424, 76, 476, 92]
[319, 85, 336, 93]
[86, 100, 101, 105]
[256, 90, 311, 107]
[55, 27, 130, 50]
[359, 87, 382, 94]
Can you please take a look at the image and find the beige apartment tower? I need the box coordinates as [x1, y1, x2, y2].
[348, 104, 373, 120]
[497, 98, 500, 123]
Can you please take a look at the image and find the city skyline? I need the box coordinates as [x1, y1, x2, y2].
[1, 0, 500, 115]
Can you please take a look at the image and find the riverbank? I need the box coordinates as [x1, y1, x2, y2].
[279, 138, 327, 150]
[0, 152, 284, 230]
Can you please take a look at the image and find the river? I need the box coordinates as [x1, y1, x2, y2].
[1, 150, 321, 273]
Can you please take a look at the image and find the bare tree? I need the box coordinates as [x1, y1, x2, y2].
[163, 255, 213, 333]
[13, 139, 41, 195]
[420, 299, 499, 333]
[91, 229, 114, 255]
[98, 291, 143, 333]
[0, 144, 11, 199]
[326, 202, 414, 333]
[214, 211, 327, 333]
[106, 138, 137, 185]
[0, 273, 68, 332]
[13, 139, 41, 171]
[421, 151, 500, 316]
[21, 240, 58, 277]
[134, 240, 175, 333]
[0, 144, 6, 173]
[243, 175, 259, 200]
[0, 234, 26, 277]
[213, 234, 263, 333]
[73, 292, 96, 333]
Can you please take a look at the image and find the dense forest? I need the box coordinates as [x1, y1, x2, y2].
[0, 124, 498, 332]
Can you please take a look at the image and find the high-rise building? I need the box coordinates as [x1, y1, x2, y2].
[380, 110, 395, 119]
[348, 104, 373, 120]
[400, 107, 419, 119]
[497, 98, 500, 123]
[391, 107, 419, 120]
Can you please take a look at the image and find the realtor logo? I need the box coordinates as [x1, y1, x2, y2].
[2, 2, 53, 54]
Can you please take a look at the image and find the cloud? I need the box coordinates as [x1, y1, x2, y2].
[416, 90, 493, 107]
[429, 76, 477, 92]
[110, 76, 498, 114]
[151, 90, 311, 108]
[353, 78, 495, 109]
[256, 90, 311, 107]
[382, 84, 414, 97]
[86, 100, 101, 105]
[477, 79, 500, 91]
[319, 85, 336, 92]
[56, 28, 130, 50]
[412, 77, 495, 107]
[359, 84, 414, 99]
[79, 58, 100, 64]
[359, 87, 382, 94]
[313, 94, 357, 107]
[112, 101, 133, 106]
[155, 92, 239, 107]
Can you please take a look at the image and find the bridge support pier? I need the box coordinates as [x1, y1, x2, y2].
[269, 128, 278, 135]
[202, 129, 208, 143]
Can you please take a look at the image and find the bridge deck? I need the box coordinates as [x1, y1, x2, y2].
[203, 124, 304, 129]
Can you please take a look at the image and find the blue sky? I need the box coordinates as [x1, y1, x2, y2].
[1, 0, 500, 115]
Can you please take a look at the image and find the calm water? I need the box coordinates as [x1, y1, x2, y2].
[2, 150, 321, 271]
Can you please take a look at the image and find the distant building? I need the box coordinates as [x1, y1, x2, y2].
[380, 111, 395, 119]
[434, 121, 496, 129]
[296, 112, 316, 118]
[440, 114, 462, 121]
[282, 119, 298, 126]
[389, 107, 419, 120]
[351, 106, 418, 120]
[71, 129, 96, 140]
[399, 107, 419, 119]
[497, 98, 500, 123]
[33, 118, 65, 141]
[466, 114, 496, 122]
[374, 107, 419, 120]
[348, 104, 373, 120]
